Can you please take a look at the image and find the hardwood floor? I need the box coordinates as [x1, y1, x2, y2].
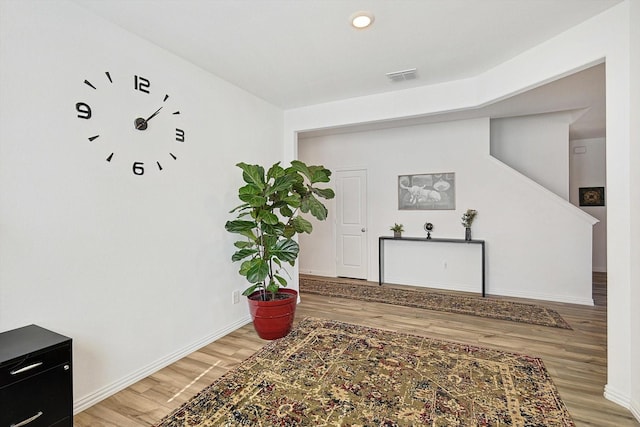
[74, 274, 638, 426]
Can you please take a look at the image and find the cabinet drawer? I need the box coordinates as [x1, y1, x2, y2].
[0, 363, 72, 427]
[0, 344, 70, 387]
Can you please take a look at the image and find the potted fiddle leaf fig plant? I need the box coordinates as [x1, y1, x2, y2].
[225, 160, 334, 340]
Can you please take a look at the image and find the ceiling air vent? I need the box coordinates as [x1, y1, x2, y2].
[386, 68, 417, 82]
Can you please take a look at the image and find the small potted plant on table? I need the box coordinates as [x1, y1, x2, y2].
[225, 160, 334, 340]
[391, 223, 404, 238]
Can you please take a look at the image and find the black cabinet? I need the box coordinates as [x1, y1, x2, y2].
[0, 325, 72, 427]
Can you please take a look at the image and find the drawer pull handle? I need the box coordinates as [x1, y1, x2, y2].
[10, 362, 43, 375]
[11, 411, 43, 427]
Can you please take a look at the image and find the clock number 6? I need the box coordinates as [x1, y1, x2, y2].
[75, 102, 92, 119]
[133, 162, 144, 175]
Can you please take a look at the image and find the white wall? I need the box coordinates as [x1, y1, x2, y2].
[286, 1, 637, 418]
[299, 118, 595, 304]
[491, 112, 574, 200]
[628, 0, 640, 421]
[0, 0, 282, 411]
[570, 138, 607, 272]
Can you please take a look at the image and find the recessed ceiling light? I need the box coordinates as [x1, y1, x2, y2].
[350, 11, 374, 29]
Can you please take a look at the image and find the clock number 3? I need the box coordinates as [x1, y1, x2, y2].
[176, 128, 185, 142]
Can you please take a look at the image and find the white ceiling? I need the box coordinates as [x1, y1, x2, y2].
[76, 0, 615, 138]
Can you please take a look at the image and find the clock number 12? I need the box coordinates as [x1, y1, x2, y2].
[134, 75, 150, 94]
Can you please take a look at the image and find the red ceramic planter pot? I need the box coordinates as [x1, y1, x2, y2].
[247, 288, 298, 340]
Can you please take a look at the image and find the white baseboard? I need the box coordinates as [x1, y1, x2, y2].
[604, 384, 640, 422]
[73, 315, 252, 414]
[299, 268, 335, 278]
[604, 383, 632, 409]
[630, 397, 640, 423]
[489, 287, 594, 306]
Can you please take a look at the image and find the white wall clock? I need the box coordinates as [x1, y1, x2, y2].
[75, 71, 185, 175]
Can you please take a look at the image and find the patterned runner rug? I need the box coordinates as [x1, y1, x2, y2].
[300, 277, 572, 329]
[155, 318, 574, 426]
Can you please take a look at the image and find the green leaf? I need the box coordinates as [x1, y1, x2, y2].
[312, 187, 335, 200]
[229, 203, 250, 214]
[268, 174, 299, 195]
[239, 193, 267, 207]
[225, 220, 256, 233]
[281, 194, 301, 208]
[271, 239, 299, 262]
[280, 205, 293, 217]
[283, 224, 295, 238]
[274, 274, 287, 287]
[246, 258, 269, 283]
[236, 163, 265, 190]
[301, 194, 328, 220]
[291, 216, 313, 234]
[239, 260, 252, 276]
[242, 284, 260, 296]
[288, 160, 310, 180]
[259, 211, 279, 225]
[290, 161, 332, 184]
[266, 281, 280, 293]
[266, 162, 285, 181]
[262, 222, 285, 237]
[239, 183, 261, 196]
[234, 241, 253, 248]
[231, 248, 258, 262]
[307, 165, 332, 183]
[238, 185, 264, 206]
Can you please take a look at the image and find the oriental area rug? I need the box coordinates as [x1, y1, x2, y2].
[155, 318, 574, 427]
[300, 277, 572, 330]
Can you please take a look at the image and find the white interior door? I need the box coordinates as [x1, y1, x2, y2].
[335, 169, 368, 279]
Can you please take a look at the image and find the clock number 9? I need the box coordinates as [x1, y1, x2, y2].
[133, 162, 144, 175]
[75, 102, 92, 119]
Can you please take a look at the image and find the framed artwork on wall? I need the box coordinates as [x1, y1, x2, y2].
[398, 172, 455, 210]
[579, 187, 605, 206]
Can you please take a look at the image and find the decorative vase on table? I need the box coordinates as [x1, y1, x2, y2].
[461, 209, 477, 241]
[394, 231, 402, 238]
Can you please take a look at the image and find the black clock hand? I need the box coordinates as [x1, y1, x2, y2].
[135, 106, 163, 130]
[145, 106, 163, 122]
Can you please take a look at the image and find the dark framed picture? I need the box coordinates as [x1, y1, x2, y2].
[398, 172, 455, 210]
[579, 187, 605, 206]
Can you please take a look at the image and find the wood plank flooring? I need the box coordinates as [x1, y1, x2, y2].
[74, 274, 638, 426]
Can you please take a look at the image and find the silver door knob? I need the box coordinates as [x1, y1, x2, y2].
[361, 228, 366, 232]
